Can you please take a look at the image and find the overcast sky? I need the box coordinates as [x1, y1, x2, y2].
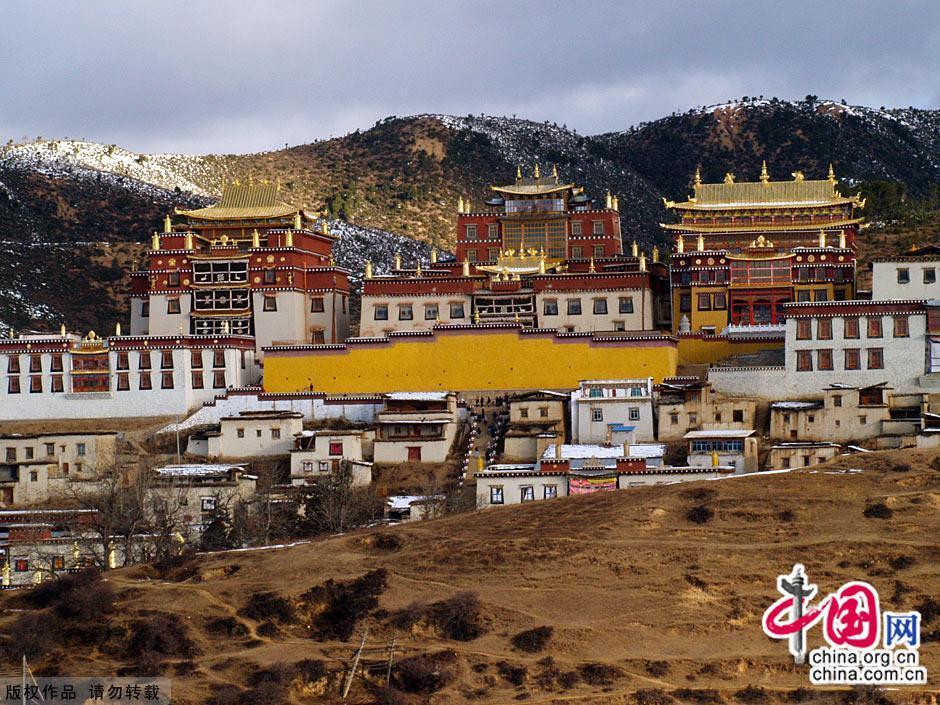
[1, 1, 938, 154]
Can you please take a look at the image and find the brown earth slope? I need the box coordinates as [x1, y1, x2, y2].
[1, 448, 938, 704]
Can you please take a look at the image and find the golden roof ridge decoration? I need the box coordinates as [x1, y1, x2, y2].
[177, 178, 301, 221]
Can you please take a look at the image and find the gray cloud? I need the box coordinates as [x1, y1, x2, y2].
[0, 0, 937, 153]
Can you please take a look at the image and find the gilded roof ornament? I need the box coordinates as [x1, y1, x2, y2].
[792, 170, 805, 182]
[534, 163, 541, 179]
[723, 172, 735, 184]
[760, 161, 770, 185]
[828, 163, 837, 185]
[552, 164, 558, 179]
[163, 214, 172, 233]
[589, 257, 595, 273]
[694, 167, 702, 187]
[516, 165, 522, 180]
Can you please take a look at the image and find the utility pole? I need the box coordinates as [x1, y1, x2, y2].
[385, 636, 397, 685]
[341, 628, 368, 699]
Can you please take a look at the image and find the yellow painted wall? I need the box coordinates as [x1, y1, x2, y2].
[263, 329, 679, 394]
[677, 335, 784, 366]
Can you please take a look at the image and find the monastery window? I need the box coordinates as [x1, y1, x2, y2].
[924, 268, 936, 284]
[713, 293, 727, 310]
[51, 376, 64, 393]
[679, 294, 691, 313]
[201, 497, 217, 513]
[733, 409, 744, 423]
[466, 249, 478, 262]
[141, 301, 149, 318]
[263, 269, 276, 284]
[191, 350, 203, 368]
[543, 299, 558, 316]
[844, 348, 861, 370]
[897, 268, 910, 284]
[520, 485, 535, 503]
[161, 372, 174, 389]
[271, 428, 281, 440]
[893, 315, 909, 338]
[592, 408, 603, 422]
[796, 320, 812, 340]
[814, 289, 828, 302]
[698, 293, 711, 311]
[7, 356, 19, 374]
[543, 484, 557, 499]
[4, 447, 14, 462]
[488, 223, 499, 239]
[29, 355, 41, 373]
[489, 486, 504, 505]
[834, 288, 847, 301]
[688, 413, 697, 425]
[571, 246, 583, 259]
[115, 352, 128, 370]
[167, 298, 181, 314]
[817, 349, 834, 371]
[398, 304, 413, 321]
[167, 271, 180, 287]
[424, 303, 439, 321]
[76, 443, 86, 457]
[161, 350, 174, 369]
[139, 372, 152, 390]
[44, 443, 54, 456]
[24, 447, 33, 460]
[567, 299, 582, 315]
[592, 221, 605, 235]
[817, 319, 832, 339]
[50, 354, 63, 372]
[629, 407, 640, 421]
[593, 298, 608, 315]
[833, 395, 843, 407]
[844, 318, 860, 339]
[679, 271, 691, 285]
[236, 428, 245, 439]
[796, 268, 810, 282]
[310, 296, 325, 313]
[796, 290, 811, 302]
[191, 372, 204, 389]
[715, 412, 722, 423]
[867, 317, 883, 338]
[213, 371, 226, 389]
[52, 556, 65, 571]
[618, 297, 634, 314]
[449, 302, 465, 319]
[374, 304, 389, 321]
[465, 225, 478, 241]
[487, 248, 499, 260]
[341, 296, 347, 314]
[670, 413, 679, 425]
[311, 330, 325, 344]
[116, 373, 129, 391]
[593, 246, 605, 258]
[781, 457, 791, 469]
[29, 375, 42, 393]
[867, 348, 884, 370]
[256, 429, 262, 437]
[328, 441, 343, 456]
[14, 558, 28, 572]
[613, 321, 626, 331]
[571, 221, 582, 236]
[318, 461, 330, 472]
[540, 406, 550, 418]
[7, 377, 20, 394]
[796, 350, 813, 372]
[263, 295, 277, 312]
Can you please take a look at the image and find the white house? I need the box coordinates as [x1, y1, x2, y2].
[570, 378, 655, 443]
[373, 392, 460, 464]
[684, 429, 758, 473]
[186, 410, 303, 459]
[290, 429, 372, 487]
[870, 247, 940, 300]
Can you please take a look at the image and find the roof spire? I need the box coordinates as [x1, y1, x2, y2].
[760, 160, 770, 185]
[534, 163, 540, 179]
[606, 190, 613, 209]
[724, 172, 735, 184]
[694, 166, 702, 187]
[828, 163, 836, 185]
[552, 164, 558, 179]
[516, 164, 522, 180]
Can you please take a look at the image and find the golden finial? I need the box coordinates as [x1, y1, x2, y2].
[723, 172, 735, 184]
[416, 260, 422, 276]
[151, 232, 160, 251]
[293, 212, 302, 230]
[677, 236, 685, 254]
[516, 164, 522, 180]
[364, 260, 373, 279]
[163, 214, 172, 233]
[514, 310, 520, 323]
[839, 231, 846, 249]
[712, 450, 719, 467]
[639, 252, 647, 272]
[606, 190, 613, 209]
[694, 166, 702, 187]
[697, 234, 705, 252]
[760, 160, 769, 185]
[115, 322, 121, 337]
[552, 164, 558, 179]
[252, 229, 260, 248]
[589, 257, 595, 273]
[819, 230, 827, 248]
[464, 198, 470, 213]
[462, 258, 470, 277]
[538, 254, 546, 274]
[458, 196, 464, 213]
[431, 246, 438, 264]
[473, 309, 480, 325]
[631, 241, 638, 257]
[652, 245, 660, 262]
[792, 170, 804, 182]
[534, 163, 540, 179]
[329, 253, 335, 266]
[394, 252, 402, 270]
[612, 195, 619, 211]
[321, 220, 329, 235]
[60, 323, 66, 336]
[828, 163, 836, 185]
[184, 232, 193, 250]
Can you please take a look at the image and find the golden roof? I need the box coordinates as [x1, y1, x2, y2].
[177, 179, 302, 221]
[661, 217, 863, 233]
[491, 166, 575, 196]
[665, 169, 861, 211]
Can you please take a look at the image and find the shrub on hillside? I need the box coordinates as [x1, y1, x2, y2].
[637, 688, 676, 705]
[392, 650, 458, 694]
[204, 616, 249, 637]
[646, 660, 670, 677]
[736, 685, 769, 703]
[239, 591, 295, 624]
[392, 591, 487, 641]
[578, 662, 624, 686]
[303, 568, 388, 641]
[372, 533, 403, 551]
[888, 555, 916, 571]
[496, 661, 527, 686]
[686, 505, 714, 524]
[864, 503, 893, 519]
[511, 626, 553, 653]
[125, 612, 196, 659]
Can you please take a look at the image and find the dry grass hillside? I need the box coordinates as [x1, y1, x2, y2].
[1, 448, 938, 704]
